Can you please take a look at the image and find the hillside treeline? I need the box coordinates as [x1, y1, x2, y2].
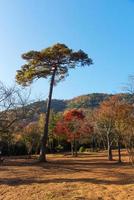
[0, 82, 134, 164]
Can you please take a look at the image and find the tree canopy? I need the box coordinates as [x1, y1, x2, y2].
[16, 43, 93, 86]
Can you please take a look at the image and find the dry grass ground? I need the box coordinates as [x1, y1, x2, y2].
[0, 150, 134, 200]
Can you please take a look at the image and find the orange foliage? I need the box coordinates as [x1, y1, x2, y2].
[55, 109, 93, 142]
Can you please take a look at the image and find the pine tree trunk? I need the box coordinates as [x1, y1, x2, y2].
[39, 66, 57, 162]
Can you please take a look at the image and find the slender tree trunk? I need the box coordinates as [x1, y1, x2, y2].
[52, 138, 54, 152]
[39, 66, 57, 162]
[58, 136, 60, 146]
[71, 141, 75, 156]
[101, 136, 107, 150]
[118, 137, 121, 163]
[108, 145, 113, 161]
[74, 137, 78, 157]
[92, 136, 96, 152]
[107, 134, 113, 161]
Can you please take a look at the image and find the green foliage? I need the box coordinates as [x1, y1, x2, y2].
[16, 43, 92, 86]
[23, 93, 134, 114]
[68, 93, 110, 109]
[21, 122, 41, 154]
[55, 144, 64, 152]
[79, 146, 86, 152]
[49, 111, 62, 134]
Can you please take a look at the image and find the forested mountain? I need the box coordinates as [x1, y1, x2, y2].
[27, 93, 134, 114]
[67, 93, 110, 109]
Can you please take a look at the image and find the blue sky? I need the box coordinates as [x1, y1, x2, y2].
[0, 0, 134, 100]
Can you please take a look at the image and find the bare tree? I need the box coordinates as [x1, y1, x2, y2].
[123, 75, 134, 94]
[0, 81, 31, 157]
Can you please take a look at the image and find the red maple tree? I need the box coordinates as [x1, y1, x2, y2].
[55, 109, 93, 156]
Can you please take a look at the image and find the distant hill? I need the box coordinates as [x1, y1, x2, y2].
[67, 93, 111, 109]
[26, 99, 67, 114]
[26, 93, 134, 114]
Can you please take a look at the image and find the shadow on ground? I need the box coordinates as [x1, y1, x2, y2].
[0, 152, 133, 187]
[0, 176, 133, 186]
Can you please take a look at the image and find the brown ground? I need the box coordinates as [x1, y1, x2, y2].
[0, 151, 134, 200]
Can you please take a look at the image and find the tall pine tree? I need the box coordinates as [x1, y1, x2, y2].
[16, 43, 93, 162]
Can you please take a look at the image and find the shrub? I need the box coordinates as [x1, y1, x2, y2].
[79, 146, 86, 152]
[55, 144, 64, 152]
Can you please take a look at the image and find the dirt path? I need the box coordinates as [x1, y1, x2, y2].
[0, 151, 134, 200]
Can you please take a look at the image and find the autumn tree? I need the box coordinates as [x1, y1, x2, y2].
[94, 96, 117, 161]
[79, 122, 94, 152]
[123, 118, 134, 165]
[48, 111, 62, 152]
[101, 95, 126, 162]
[100, 95, 134, 163]
[107, 95, 128, 162]
[22, 121, 41, 156]
[16, 43, 92, 162]
[0, 82, 30, 156]
[55, 109, 85, 156]
[114, 102, 134, 164]
[38, 111, 62, 153]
